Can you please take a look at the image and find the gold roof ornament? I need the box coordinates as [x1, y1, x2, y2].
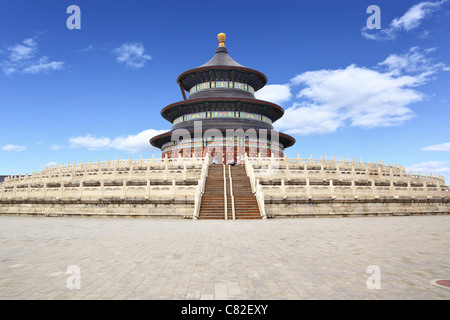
[217, 33, 226, 47]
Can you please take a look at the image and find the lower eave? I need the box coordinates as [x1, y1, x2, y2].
[150, 129, 295, 149]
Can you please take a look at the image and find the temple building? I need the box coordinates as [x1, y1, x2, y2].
[0, 33, 448, 219]
[150, 33, 295, 163]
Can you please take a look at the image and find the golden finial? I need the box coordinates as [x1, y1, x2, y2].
[217, 33, 226, 47]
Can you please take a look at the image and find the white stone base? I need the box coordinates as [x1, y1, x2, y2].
[264, 196, 450, 218]
[0, 197, 194, 219]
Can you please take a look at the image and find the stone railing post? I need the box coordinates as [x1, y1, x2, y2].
[256, 182, 267, 219]
[390, 180, 395, 196]
[306, 178, 311, 199]
[79, 181, 83, 198]
[193, 185, 201, 220]
[407, 181, 412, 198]
[223, 164, 227, 220]
[351, 179, 356, 198]
[281, 179, 286, 198]
[71, 162, 76, 182]
[286, 161, 290, 180]
[193, 154, 210, 219]
[164, 160, 169, 180]
[228, 165, 235, 220]
[172, 180, 176, 197]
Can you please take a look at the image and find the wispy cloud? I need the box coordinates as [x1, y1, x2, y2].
[378, 47, 450, 77]
[8, 38, 37, 62]
[422, 142, 450, 151]
[2, 144, 27, 152]
[76, 45, 95, 53]
[362, 0, 447, 40]
[260, 47, 447, 136]
[21, 56, 63, 74]
[0, 38, 64, 75]
[51, 144, 65, 151]
[68, 129, 166, 153]
[406, 161, 450, 174]
[113, 43, 151, 69]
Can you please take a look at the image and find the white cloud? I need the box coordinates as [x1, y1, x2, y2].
[8, 38, 37, 62]
[69, 135, 112, 151]
[51, 144, 65, 150]
[391, 1, 446, 31]
[406, 161, 450, 174]
[378, 47, 449, 77]
[2, 144, 27, 152]
[276, 66, 419, 134]
[111, 129, 167, 153]
[271, 47, 447, 136]
[1, 38, 63, 75]
[422, 142, 450, 151]
[76, 45, 95, 53]
[362, 1, 447, 40]
[22, 56, 64, 74]
[276, 102, 341, 135]
[255, 84, 292, 104]
[68, 129, 166, 153]
[113, 43, 151, 69]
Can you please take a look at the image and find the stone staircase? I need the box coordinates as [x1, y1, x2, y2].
[229, 166, 261, 220]
[198, 164, 261, 220]
[198, 165, 226, 220]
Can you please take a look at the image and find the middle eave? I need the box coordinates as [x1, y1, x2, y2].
[160, 98, 285, 123]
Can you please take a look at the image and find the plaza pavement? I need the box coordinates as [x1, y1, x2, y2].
[0, 215, 449, 300]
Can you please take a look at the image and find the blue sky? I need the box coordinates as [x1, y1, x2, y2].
[1, 0, 449, 182]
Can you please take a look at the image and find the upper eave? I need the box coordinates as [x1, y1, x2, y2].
[177, 66, 268, 92]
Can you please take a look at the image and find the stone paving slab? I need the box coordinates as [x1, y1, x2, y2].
[0, 215, 449, 300]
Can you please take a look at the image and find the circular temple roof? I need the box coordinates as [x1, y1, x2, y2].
[177, 34, 267, 92]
